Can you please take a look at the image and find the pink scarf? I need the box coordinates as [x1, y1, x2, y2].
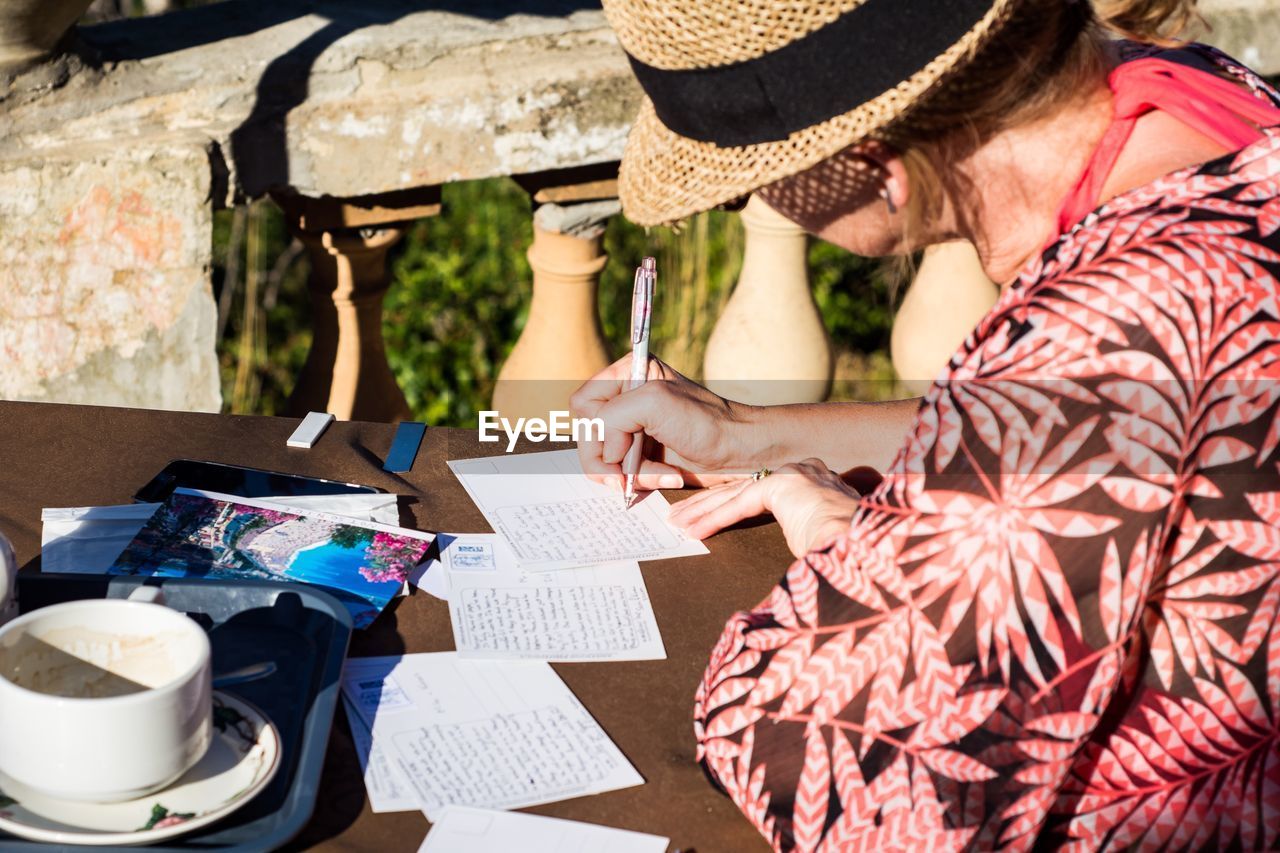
[1054, 56, 1280, 240]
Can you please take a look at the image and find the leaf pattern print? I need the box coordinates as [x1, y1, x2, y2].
[693, 45, 1280, 852]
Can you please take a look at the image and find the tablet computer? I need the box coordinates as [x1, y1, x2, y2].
[134, 459, 382, 503]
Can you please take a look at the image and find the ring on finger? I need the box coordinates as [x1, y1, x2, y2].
[751, 467, 771, 482]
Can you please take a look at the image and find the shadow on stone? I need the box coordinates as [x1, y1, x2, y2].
[83, 0, 603, 196]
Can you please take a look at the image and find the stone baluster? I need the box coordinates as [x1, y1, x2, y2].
[287, 226, 408, 422]
[275, 189, 441, 422]
[703, 194, 832, 405]
[890, 240, 998, 395]
[493, 168, 620, 421]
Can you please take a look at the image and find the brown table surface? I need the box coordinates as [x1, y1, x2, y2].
[0, 401, 785, 852]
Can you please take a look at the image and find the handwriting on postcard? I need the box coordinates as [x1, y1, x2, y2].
[391, 706, 624, 812]
[456, 585, 654, 656]
[495, 497, 679, 564]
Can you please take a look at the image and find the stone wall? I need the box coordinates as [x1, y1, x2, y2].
[1201, 0, 1280, 74]
[0, 138, 219, 410]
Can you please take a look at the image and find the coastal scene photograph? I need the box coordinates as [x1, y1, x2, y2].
[110, 493, 432, 627]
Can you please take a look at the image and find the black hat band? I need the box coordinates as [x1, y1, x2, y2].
[627, 0, 997, 148]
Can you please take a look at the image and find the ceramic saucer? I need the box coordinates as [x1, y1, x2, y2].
[0, 691, 281, 846]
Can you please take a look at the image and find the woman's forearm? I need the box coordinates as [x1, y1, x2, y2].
[735, 398, 922, 474]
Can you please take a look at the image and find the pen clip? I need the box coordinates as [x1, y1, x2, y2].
[631, 259, 655, 344]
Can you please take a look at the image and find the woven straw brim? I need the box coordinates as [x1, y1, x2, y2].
[618, 0, 1016, 227]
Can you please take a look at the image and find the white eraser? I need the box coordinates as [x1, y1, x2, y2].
[287, 411, 335, 449]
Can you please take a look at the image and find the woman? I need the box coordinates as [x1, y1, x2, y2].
[573, 0, 1280, 848]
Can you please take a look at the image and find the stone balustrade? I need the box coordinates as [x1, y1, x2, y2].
[1, 0, 1275, 418]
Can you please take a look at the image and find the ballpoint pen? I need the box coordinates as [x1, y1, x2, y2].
[622, 256, 656, 510]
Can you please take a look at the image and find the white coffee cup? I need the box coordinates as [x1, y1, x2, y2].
[0, 575, 213, 803]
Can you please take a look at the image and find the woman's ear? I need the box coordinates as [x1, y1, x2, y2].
[855, 141, 910, 215]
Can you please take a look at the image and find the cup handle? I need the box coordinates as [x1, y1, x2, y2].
[0, 532, 15, 625]
[127, 585, 166, 606]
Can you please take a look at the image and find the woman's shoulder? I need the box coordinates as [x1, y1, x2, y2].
[937, 39, 1280, 387]
[1041, 126, 1280, 287]
[955, 128, 1280, 387]
[1034, 39, 1280, 281]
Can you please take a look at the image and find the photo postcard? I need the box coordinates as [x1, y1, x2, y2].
[109, 489, 434, 628]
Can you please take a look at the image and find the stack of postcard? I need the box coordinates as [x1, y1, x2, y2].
[400, 447, 716, 664]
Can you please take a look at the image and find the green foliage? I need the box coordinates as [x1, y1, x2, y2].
[330, 525, 376, 550]
[383, 178, 533, 424]
[212, 201, 312, 416]
[233, 514, 267, 541]
[213, 178, 902, 424]
[810, 238, 899, 355]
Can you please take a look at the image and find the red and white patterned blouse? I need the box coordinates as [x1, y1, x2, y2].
[694, 47, 1280, 851]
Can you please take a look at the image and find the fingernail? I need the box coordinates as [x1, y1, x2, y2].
[658, 475, 683, 489]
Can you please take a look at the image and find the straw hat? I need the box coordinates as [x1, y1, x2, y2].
[604, 0, 1018, 226]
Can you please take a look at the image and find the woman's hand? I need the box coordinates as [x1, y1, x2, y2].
[570, 354, 759, 490]
[668, 459, 861, 557]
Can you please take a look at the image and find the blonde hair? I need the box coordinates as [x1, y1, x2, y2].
[1094, 0, 1203, 43]
[882, 0, 1204, 240]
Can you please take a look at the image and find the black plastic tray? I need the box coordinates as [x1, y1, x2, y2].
[3, 574, 353, 852]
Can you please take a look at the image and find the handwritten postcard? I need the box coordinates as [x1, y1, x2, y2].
[109, 490, 433, 628]
[439, 534, 666, 662]
[342, 653, 643, 820]
[447, 449, 707, 571]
